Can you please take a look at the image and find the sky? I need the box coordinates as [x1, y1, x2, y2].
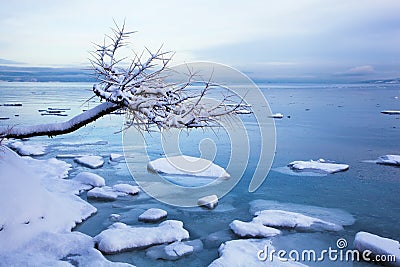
[0, 0, 399, 82]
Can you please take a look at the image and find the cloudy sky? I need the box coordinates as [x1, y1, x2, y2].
[1, 0, 399, 81]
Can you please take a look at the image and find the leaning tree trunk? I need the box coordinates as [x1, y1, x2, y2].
[0, 102, 120, 139]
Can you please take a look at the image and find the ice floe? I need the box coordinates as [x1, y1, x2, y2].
[146, 240, 203, 260]
[381, 110, 400, 115]
[73, 172, 105, 187]
[147, 155, 230, 179]
[269, 113, 284, 119]
[209, 239, 307, 267]
[139, 208, 168, 222]
[229, 220, 281, 238]
[75, 155, 104, 168]
[198, 195, 219, 209]
[110, 153, 124, 162]
[87, 187, 121, 201]
[288, 159, 349, 174]
[94, 220, 190, 253]
[112, 183, 140, 195]
[354, 231, 400, 266]
[376, 155, 400, 166]
[8, 141, 46, 156]
[109, 214, 121, 222]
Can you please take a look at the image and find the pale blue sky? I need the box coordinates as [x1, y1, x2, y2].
[1, 0, 399, 81]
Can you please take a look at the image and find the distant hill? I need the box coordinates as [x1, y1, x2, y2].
[0, 65, 95, 82]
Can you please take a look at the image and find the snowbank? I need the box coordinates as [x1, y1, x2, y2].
[8, 141, 46, 156]
[288, 159, 349, 174]
[229, 220, 281, 238]
[73, 172, 105, 187]
[209, 239, 307, 267]
[94, 220, 190, 253]
[138, 208, 168, 222]
[354, 232, 400, 266]
[0, 147, 127, 266]
[147, 155, 230, 178]
[377, 155, 400, 166]
[74, 155, 104, 169]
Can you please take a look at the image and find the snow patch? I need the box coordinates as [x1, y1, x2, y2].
[229, 220, 281, 238]
[8, 141, 46, 156]
[94, 220, 190, 253]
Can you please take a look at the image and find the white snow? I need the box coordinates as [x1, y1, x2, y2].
[75, 155, 104, 169]
[354, 232, 400, 266]
[209, 239, 307, 267]
[229, 220, 281, 238]
[377, 155, 400, 166]
[110, 153, 124, 161]
[0, 147, 127, 266]
[269, 113, 284, 119]
[198, 195, 219, 209]
[109, 214, 121, 222]
[87, 187, 121, 201]
[249, 200, 355, 227]
[381, 110, 400, 115]
[146, 240, 203, 260]
[138, 208, 168, 222]
[113, 183, 140, 195]
[147, 155, 230, 178]
[94, 220, 190, 253]
[73, 172, 105, 187]
[8, 141, 46, 156]
[252, 210, 343, 231]
[288, 159, 349, 174]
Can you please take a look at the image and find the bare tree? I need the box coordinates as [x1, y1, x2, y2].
[0, 22, 241, 139]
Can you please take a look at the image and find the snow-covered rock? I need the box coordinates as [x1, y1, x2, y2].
[252, 210, 343, 232]
[288, 159, 349, 174]
[113, 183, 140, 195]
[139, 208, 168, 222]
[73, 172, 105, 187]
[377, 155, 400, 166]
[198, 195, 219, 209]
[87, 187, 120, 201]
[110, 153, 124, 161]
[250, 200, 355, 227]
[229, 220, 281, 238]
[8, 141, 46, 156]
[0, 146, 96, 252]
[381, 110, 400, 115]
[269, 113, 284, 119]
[209, 239, 307, 267]
[94, 220, 190, 253]
[354, 232, 400, 266]
[147, 155, 230, 178]
[75, 155, 104, 169]
[146, 241, 196, 260]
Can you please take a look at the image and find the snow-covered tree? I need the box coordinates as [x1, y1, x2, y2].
[0, 23, 241, 139]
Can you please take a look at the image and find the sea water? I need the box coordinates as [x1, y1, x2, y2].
[0, 82, 399, 266]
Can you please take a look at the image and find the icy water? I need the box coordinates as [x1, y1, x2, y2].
[1, 82, 399, 266]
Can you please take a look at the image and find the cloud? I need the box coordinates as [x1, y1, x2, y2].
[340, 65, 376, 76]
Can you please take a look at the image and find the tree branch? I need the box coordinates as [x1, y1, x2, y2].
[0, 102, 120, 139]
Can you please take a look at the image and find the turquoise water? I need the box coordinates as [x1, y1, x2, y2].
[0, 82, 399, 266]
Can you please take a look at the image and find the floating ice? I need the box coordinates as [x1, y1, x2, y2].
[288, 159, 349, 174]
[198, 195, 219, 209]
[377, 155, 400, 166]
[229, 220, 281, 238]
[147, 155, 230, 179]
[75, 155, 104, 169]
[146, 240, 202, 260]
[109, 214, 121, 222]
[138, 208, 168, 222]
[354, 232, 400, 266]
[87, 187, 120, 201]
[8, 141, 46, 156]
[112, 184, 140, 195]
[381, 110, 400, 115]
[110, 153, 124, 162]
[73, 172, 105, 187]
[94, 220, 190, 253]
[209, 239, 307, 267]
[269, 113, 284, 119]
